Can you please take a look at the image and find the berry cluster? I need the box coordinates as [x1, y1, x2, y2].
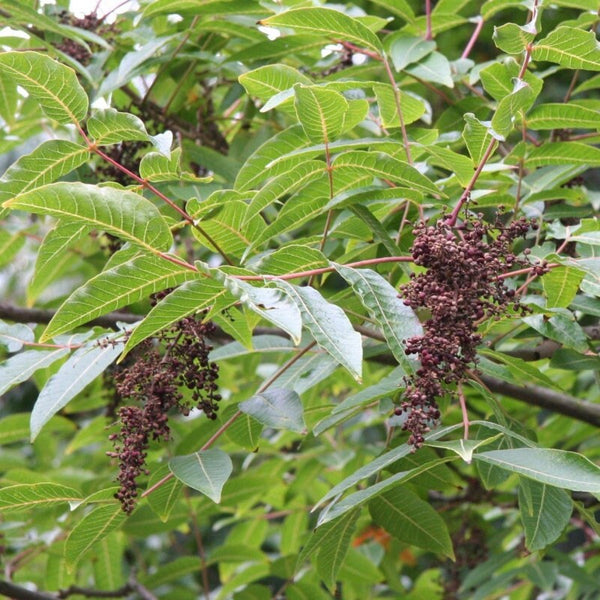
[396, 216, 546, 447]
[94, 141, 149, 184]
[55, 11, 116, 66]
[107, 316, 221, 513]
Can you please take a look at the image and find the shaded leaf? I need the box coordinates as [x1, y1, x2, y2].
[240, 388, 305, 433]
[42, 253, 195, 341]
[297, 508, 360, 589]
[369, 486, 454, 559]
[474, 448, 600, 492]
[65, 505, 127, 568]
[335, 265, 421, 371]
[0, 348, 69, 397]
[169, 448, 233, 503]
[30, 337, 124, 440]
[518, 478, 572, 551]
[275, 281, 363, 381]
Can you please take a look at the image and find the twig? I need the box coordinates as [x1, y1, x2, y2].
[458, 382, 469, 440]
[480, 375, 600, 427]
[462, 17, 484, 59]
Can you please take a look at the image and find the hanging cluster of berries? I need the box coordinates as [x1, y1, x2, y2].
[107, 316, 221, 513]
[54, 11, 117, 66]
[396, 216, 547, 447]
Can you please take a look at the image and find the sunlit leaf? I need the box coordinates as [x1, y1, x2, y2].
[0, 51, 88, 124]
[262, 8, 383, 54]
[532, 26, 600, 71]
[4, 182, 173, 253]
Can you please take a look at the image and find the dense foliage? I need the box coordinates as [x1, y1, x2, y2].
[1, 0, 600, 598]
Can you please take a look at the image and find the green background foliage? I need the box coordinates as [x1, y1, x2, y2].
[0, 0, 599, 598]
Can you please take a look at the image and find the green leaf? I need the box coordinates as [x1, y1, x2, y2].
[526, 142, 600, 167]
[373, 83, 427, 128]
[169, 448, 233, 503]
[335, 265, 421, 372]
[140, 557, 202, 588]
[421, 144, 475, 186]
[526, 103, 600, 130]
[0, 348, 70, 397]
[140, 148, 209, 183]
[523, 313, 589, 353]
[333, 151, 442, 196]
[42, 253, 196, 341]
[427, 435, 503, 464]
[518, 479, 572, 551]
[239, 65, 312, 114]
[481, 0, 531, 19]
[122, 277, 232, 358]
[406, 52, 454, 88]
[212, 275, 302, 344]
[388, 35, 435, 71]
[474, 448, 600, 492]
[542, 266, 584, 308]
[98, 38, 172, 97]
[316, 457, 457, 525]
[532, 26, 600, 71]
[463, 113, 497, 165]
[0, 414, 30, 445]
[550, 348, 600, 371]
[493, 22, 536, 55]
[369, 0, 415, 22]
[478, 350, 558, 390]
[262, 8, 383, 54]
[0, 51, 88, 124]
[194, 200, 265, 258]
[253, 245, 328, 276]
[0, 321, 35, 351]
[0, 230, 25, 269]
[0, 483, 82, 512]
[87, 109, 150, 145]
[3, 182, 173, 253]
[28, 221, 91, 303]
[314, 422, 466, 509]
[297, 508, 360, 589]
[223, 405, 263, 450]
[491, 79, 535, 139]
[30, 337, 124, 441]
[294, 85, 349, 144]
[65, 505, 127, 569]
[275, 281, 363, 381]
[239, 388, 305, 433]
[369, 486, 454, 559]
[245, 160, 326, 221]
[143, 0, 263, 17]
[234, 125, 309, 191]
[146, 465, 183, 522]
[0, 140, 90, 205]
[479, 59, 542, 101]
[93, 532, 125, 590]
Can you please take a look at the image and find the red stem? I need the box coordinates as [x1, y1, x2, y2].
[461, 17, 484, 59]
[425, 0, 433, 40]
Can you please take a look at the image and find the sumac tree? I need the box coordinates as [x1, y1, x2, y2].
[0, 0, 599, 599]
